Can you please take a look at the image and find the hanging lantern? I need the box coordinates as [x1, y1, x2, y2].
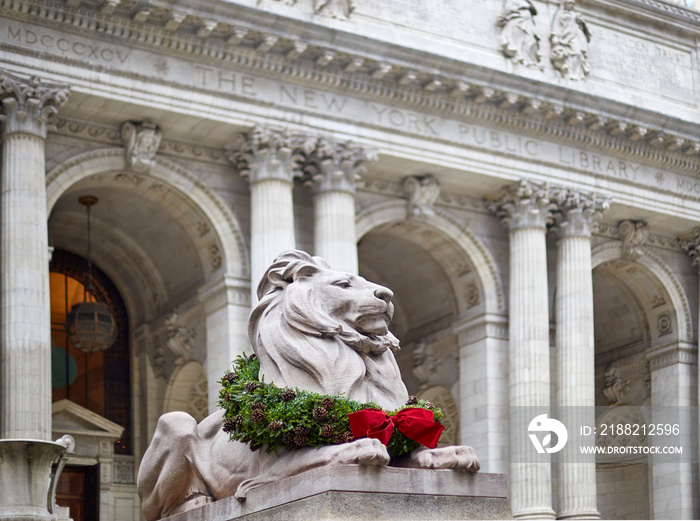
[65, 196, 118, 353]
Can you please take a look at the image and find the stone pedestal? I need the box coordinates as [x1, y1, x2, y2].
[0, 437, 73, 521]
[164, 466, 510, 521]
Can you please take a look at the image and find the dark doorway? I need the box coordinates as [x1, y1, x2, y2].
[56, 465, 99, 521]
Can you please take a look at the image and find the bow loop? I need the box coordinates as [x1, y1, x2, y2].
[348, 407, 444, 449]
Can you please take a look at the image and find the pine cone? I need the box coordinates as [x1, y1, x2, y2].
[406, 395, 419, 406]
[321, 425, 334, 438]
[245, 381, 260, 393]
[248, 353, 257, 361]
[312, 407, 328, 422]
[251, 409, 266, 423]
[268, 420, 283, 432]
[294, 424, 310, 436]
[332, 433, 346, 444]
[342, 431, 354, 443]
[281, 389, 296, 402]
[222, 418, 236, 433]
[233, 414, 244, 426]
[223, 372, 238, 384]
[423, 401, 435, 410]
[293, 434, 308, 448]
[282, 431, 295, 446]
[250, 443, 263, 452]
[321, 397, 334, 410]
[251, 402, 265, 410]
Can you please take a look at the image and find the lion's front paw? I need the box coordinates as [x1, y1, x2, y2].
[409, 446, 480, 472]
[334, 438, 391, 467]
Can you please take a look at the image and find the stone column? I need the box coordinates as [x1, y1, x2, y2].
[552, 189, 609, 520]
[0, 71, 69, 440]
[490, 180, 555, 520]
[306, 138, 377, 274]
[678, 230, 700, 519]
[227, 126, 315, 300]
[197, 275, 251, 412]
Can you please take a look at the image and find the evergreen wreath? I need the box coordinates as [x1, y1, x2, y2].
[218, 353, 443, 459]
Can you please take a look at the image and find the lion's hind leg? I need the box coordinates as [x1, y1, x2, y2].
[137, 411, 214, 520]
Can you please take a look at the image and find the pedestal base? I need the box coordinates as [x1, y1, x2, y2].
[0, 438, 72, 521]
[166, 465, 511, 521]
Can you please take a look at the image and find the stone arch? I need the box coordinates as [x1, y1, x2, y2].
[592, 241, 693, 344]
[356, 200, 505, 315]
[163, 361, 209, 423]
[46, 148, 248, 278]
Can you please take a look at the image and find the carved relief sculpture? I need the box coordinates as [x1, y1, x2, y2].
[550, 0, 591, 80]
[402, 175, 441, 217]
[121, 120, 162, 172]
[602, 365, 630, 405]
[618, 220, 649, 259]
[164, 309, 196, 365]
[138, 251, 479, 520]
[315, 0, 354, 19]
[497, 0, 541, 68]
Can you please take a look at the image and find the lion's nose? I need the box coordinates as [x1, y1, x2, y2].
[374, 286, 393, 303]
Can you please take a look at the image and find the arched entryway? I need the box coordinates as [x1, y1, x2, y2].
[356, 201, 507, 472]
[592, 242, 695, 520]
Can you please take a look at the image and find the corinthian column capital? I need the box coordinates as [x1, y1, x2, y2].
[0, 70, 70, 138]
[305, 137, 378, 194]
[487, 179, 556, 231]
[551, 188, 611, 239]
[225, 126, 316, 184]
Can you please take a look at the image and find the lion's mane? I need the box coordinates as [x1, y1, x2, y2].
[248, 250, 409, 410]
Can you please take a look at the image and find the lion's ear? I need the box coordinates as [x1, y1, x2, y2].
[292, 264, 320, 280]
[267, 268, 289, 289]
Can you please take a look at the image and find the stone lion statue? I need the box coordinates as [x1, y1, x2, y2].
[137, 250, 479, 520]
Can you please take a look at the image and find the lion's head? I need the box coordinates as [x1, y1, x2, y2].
[249, 250, 409, 409]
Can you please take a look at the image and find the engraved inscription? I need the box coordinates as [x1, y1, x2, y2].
[590, 26, 693, 100]
[6, 25, 131, 64]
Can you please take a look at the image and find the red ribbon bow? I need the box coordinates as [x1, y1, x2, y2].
[348, 408, 444, 449]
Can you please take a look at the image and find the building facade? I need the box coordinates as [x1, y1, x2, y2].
[0, 0, 699, 519]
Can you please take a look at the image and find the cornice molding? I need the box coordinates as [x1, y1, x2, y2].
[9, 0, 699, 175]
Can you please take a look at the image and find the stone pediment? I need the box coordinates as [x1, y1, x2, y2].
[51, 399, 124, 440]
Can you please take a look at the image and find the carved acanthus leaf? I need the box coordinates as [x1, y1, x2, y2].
[487, 179, 556, 231]
[304, 137, 378, 193]
[551, 188, 611, 238]
[225, 126, 316, 183]
[0, 70, 70, 136]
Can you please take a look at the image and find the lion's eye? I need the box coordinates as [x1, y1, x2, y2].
[333, 280, 351, 288]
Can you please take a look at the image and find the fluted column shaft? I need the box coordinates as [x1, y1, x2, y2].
[250, 178, 296, 289]
[490, 180, 555, 520]
[227, 127, 315, 300]
[313, 190, 357, 273]
[307, 137, 377, 274]
[0, 71, 69, 440]
[553, 190, 608, 520]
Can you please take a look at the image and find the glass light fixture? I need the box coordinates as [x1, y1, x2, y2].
[65, 196, 117, 353]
